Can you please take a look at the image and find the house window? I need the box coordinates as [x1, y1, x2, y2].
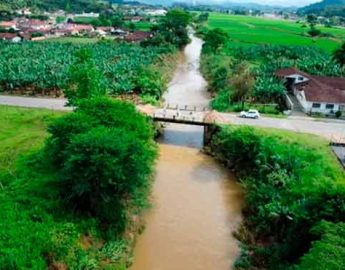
[312, 103, 321, 108]
[326, 104, 334, 110]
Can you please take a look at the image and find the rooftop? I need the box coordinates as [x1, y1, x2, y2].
[276, 68, 345, 104]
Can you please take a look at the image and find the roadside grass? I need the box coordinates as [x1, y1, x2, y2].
[207, 13, 345, 53]
[0, 106, 130, 269]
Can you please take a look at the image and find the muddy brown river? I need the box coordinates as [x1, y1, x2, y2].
[130, 34, 243, 270]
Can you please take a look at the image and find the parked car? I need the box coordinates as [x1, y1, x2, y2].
[240, 109, 260, 119]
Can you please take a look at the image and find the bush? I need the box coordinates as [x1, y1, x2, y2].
[45, 97, 157, 237]
[136, 67, 165, 99]
[60, 127, 156, 235]
[308, 26, 321, 37]
[296, 222, 345, 270]
[335, 110, 342, 118]
[210, 126, 345, 269]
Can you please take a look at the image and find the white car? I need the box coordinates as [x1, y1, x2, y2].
[240, 109, 260, 119]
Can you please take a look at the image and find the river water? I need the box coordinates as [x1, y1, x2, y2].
[130, 35, 243, 270]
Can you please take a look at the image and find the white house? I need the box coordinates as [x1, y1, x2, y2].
[277, 68, 345, 115]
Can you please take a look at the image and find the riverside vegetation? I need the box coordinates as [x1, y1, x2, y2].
[197, 11, 345, 270]
[197, 13, 345, 114]
[209, 126, 345, 269]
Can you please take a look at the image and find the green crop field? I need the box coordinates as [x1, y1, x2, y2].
[41, 36, 102, 44]
[73, 16, 97, 24]
[207, 13, 345, 53]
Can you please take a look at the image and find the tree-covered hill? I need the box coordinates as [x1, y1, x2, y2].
[298, 0, 345, 17]
[0, 0, 109, 12]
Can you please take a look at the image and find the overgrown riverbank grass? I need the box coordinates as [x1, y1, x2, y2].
[209, 126, 345, 269]
[206, 13, 345, 53]
[0, 104, 155, 269]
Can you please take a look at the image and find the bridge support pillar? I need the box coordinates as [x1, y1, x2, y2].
[203, 125, 218, 147]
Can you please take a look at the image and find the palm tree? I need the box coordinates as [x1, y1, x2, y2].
[333, 43, 345, 67]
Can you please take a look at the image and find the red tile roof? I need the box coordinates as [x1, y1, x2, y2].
[0, 33, 19, 40]
[0, 21, 16, 28]
[124, 31, 151, 42]
[276, 68, 345, 104]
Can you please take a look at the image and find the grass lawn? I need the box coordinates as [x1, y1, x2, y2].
[0, 106, 64, 176]
[207, 13, 345, 53]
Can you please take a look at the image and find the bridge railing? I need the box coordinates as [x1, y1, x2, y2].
[164, 103, 208, 112]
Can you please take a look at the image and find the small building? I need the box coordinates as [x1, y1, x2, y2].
[0, 33, 22, 43]
[144, 9, 167, 16]
[25, 19, 51, 31]
[111, 28, 127, 37]
[0, 21, 17, 30]
[276, 68, 345, 115]
[124, 31, 151, 43]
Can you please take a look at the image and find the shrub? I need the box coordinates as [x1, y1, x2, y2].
[46, 112, 98, 167]
[296, 221, 345, 270]
[45, 97, 157, 237]
[60, 127, 156, 235]
[75, 97, 154, 141]
[308, 26, 321, 37]
[136, 67, 165, 99]
[210, 126, 345, 269]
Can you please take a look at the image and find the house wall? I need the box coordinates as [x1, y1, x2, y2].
[293, 87, 344, 114]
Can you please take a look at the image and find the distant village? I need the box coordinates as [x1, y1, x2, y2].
[0, 6, 167, 43]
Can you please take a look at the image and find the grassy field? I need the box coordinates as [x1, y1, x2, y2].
[207, 13, 345, 53]
[0, 105, 133, 268]
[0, 106, 63, 176]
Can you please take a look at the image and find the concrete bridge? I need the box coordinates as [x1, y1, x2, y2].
[139, 104, 222, 146]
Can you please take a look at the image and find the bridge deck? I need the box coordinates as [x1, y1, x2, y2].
[152, 108, 214, 126]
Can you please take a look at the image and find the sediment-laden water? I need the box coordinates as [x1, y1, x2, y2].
[130, 34, 243, 270]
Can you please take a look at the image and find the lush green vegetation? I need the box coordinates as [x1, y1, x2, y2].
[199, 13, 345, 113]
[0, 41, 176, 100]
[142, 9, 191, 49]
[205, 13, 345, 53]
[0, 95, 157, 268]
[209, 126, 345, 269]
[298, 0, 345, 18]
[0, 0, 108, 13]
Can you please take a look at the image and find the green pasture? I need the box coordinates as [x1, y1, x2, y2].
[207, 13, 345, 53]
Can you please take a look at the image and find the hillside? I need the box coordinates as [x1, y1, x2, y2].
[299, 0, 345, 16]
[0, 0, 108, 12]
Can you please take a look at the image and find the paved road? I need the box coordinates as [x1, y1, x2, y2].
[0, 95, 70, 110]
[1, 95, 344, 142]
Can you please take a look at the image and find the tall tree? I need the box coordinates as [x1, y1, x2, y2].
[159, 8, 191, 48]
[203, 28, 229, 53]
[64, 48, 106, 106]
